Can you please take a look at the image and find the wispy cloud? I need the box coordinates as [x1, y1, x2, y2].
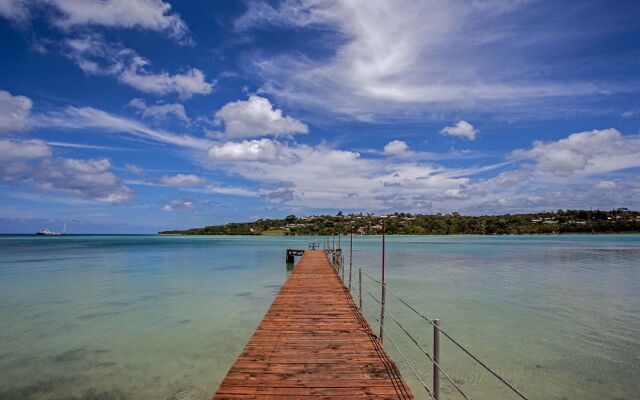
[128, 98, 190, 123]
[64, 34, 212, 98]
[0, 0, 191, 44]
[33, 105, 212, 149]
[239, 0, 639, 119]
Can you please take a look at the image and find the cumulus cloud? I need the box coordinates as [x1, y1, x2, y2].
[0, 138, 132, 203]
[129, 98, 190, 122]
[0, 89, 32, 133]
[383, 140, 415, 157]
[162, 198, 195, 212]
[440, 121, 478, 140]
[0, 138, 51, 160]
[511, 128, 640, 177]
[204, 139, 483, 209]
[158, 174, 208, 187]
[65, 35, 213, 98]
[212, 96, 308, 138]
[208, 139, 299, 164]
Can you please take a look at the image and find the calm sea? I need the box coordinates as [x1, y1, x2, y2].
[0, 235, 638, 400]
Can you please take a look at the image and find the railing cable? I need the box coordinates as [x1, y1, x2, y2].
[360, 300, 436, 400]
[360, 269, 528, 400]
[366, 291, 469, 400]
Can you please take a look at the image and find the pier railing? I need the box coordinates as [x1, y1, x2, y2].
[322, 236, 528, 400]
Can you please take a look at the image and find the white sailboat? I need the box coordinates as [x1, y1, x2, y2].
[36, 223, 68, 236]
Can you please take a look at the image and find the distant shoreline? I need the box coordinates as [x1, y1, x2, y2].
[156, 232, 640, 237]
[159, 209, 640, 236]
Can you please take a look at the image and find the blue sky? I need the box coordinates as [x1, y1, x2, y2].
[0, 0, 639, 233]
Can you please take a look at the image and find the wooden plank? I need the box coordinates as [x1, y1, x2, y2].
[212, 250, 414, 400]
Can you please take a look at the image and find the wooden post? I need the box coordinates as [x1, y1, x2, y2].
[433, 318, 441, 400]
[286, 250, 295, 264]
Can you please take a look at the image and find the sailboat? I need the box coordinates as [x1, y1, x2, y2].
[36, 223, 67, 236]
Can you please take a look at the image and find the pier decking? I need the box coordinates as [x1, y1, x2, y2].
[213, 250, 414, 399]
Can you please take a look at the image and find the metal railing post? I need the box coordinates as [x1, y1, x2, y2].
[380, 283, 386, 343]
[358, 267, 362, 310]
[433, 318, 441, 400]
[348, 230, 353, 291]
[341, 251, 345, 281]
[379, 217, 386, 343]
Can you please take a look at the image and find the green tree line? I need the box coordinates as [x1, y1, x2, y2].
[159, 209, 640, 235]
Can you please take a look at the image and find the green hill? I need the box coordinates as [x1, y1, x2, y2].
[159, 208, 640, 235]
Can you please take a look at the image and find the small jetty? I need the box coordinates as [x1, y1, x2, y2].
[213, 250, 414, 399]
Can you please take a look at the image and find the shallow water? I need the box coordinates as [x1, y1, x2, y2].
[0, 235, 638, 400]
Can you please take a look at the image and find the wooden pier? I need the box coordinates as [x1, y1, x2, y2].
[213, 250, 414, 399]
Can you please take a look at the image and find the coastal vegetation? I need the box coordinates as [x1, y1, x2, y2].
[160, 208, 640, 235]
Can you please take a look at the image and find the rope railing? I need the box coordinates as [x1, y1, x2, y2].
[357, 267, 528, 400]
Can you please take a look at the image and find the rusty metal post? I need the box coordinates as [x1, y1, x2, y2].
[341, 252, 345, 281]
[433, 318, 441, 400]
[348, 229, 353, 291]
[358, 267, 362, 310]
[379, 217, 386, 343]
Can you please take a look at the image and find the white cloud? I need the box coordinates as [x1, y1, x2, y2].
[204, 139, 482, 210]
[439, 187, 487, 200]
[212, 96, 308, 138]
[129, 98, 189, 122]
[0, 0, 29, 21]
[33, 105, 212, 149]
[595, 180, 616, 189]
[162, 198, 195, 212]
[621, 110, 638, 118]
[383, 140, 415, 157]
[239, 0, 630, 119]
[0, 138, 132, 203]
[493, 169, 530, 185]
[65, 35, 212, 98]
[440, 120, 478, 140]
[1, 0, 190, 43]
[208, 139, 299, 164]
[0, 89, 32, 133]
[511, 128, 640, 177]
[0, 138, 51, 160]
[125, 163, 145, 175]
[158, 173, 208, 187]
[120, 63, 212, 99]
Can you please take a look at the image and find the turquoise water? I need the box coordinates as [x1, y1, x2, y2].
[0, 235, 638, 400]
